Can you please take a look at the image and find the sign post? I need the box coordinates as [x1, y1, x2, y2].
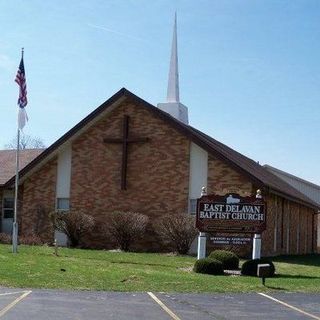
[252, 234, 261, 259]
[197, 187, 207, 260]
[252, 189, 263, 259]
[197, 232, 207, 260]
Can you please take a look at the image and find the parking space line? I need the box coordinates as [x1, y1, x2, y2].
[258, 292, 320, 320]
[0, 291, 31, 297]
[147, 292, 182, 320]
[0, 290, 32, 318]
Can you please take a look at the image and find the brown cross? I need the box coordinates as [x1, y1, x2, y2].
[103, 115, 149, 190]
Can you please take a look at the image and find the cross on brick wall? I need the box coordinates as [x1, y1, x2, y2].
[103, 115, 149, 190]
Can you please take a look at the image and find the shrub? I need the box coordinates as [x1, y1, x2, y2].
[156, 213, 197, 254]
[51, 210, 95, 247]
[19, 234, 43, 245]
[209, 250, 239, 270]
[0, 233, 12, 244]
[193, 258, 224, 275]
[241, 258, 275, 277]
[107, 211, 149, 252]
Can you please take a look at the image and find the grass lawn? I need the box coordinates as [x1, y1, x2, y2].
[0, 244, 319, 293]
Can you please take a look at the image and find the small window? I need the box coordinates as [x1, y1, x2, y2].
[3, 198, 14, 219]
[189, 199, 197, 215]
[57, 198, 70, 211]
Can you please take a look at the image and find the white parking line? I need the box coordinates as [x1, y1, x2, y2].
[147, 292, 181, 320]
[258, 292, 320, 320]
[0, 291, 31, 297]
[0, 290, 32, 318]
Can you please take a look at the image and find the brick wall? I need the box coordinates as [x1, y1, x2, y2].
[20, 159, 57, 242]
[206, 157, 316, 257]
[0, 188, 3, 232]
[260, 194, 315, 257]
[207, 156, 253, 196]
[206, 156, 253, 257]
[16, 96, 317, 255]
[70, 98, 190, 250]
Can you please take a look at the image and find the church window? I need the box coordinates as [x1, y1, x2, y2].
[3, 198, 14, 219]
[189, 199, 197, 215]
[57, 198, 70, 211]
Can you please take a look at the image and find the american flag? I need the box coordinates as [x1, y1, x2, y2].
[15, 57, 28, 108]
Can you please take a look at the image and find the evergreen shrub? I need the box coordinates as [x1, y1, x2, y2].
[209, 250, 239, 270]
[193, 258, 224, 275]
[241, 258, 275, 277]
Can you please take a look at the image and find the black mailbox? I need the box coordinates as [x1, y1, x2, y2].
[257, 264, 271, 285]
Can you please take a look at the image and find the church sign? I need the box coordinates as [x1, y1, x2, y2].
[196, 193, 266, 234]
[210, 236, 252, 246]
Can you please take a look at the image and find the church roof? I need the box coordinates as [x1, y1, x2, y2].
[0, 149, 44, 185]
[2, 88, 319, 210]
[186, 126, 319, 209]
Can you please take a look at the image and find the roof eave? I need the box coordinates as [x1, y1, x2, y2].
[4, 88, 128, 188]
[3, 88, 318, 211]
[269, 188, 319, 212]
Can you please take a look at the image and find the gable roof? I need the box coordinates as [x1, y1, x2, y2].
[0, 149, 44, 186]
[2, 88, 319, 210]
[264, 165, 320, 192]
[186, 127, 319, 209]
[264, 164, 320, 206]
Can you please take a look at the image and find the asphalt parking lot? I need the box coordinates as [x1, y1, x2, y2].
[0, 288, 318, 319]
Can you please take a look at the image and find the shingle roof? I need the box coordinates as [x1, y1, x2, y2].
[0, 149, 44, 185]
[2, 88, 319, 210]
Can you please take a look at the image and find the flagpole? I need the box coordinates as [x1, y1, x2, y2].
[12, 128, 20, 253]
[12, 47, 24, 254]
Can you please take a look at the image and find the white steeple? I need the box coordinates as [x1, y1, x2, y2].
[158, 13, 189, 124]
[167, 12, 179, 103]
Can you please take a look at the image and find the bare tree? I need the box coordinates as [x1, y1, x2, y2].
[5, 134, 45, 150]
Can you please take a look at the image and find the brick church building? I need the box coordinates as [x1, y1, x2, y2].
[0, 16, 318, 256]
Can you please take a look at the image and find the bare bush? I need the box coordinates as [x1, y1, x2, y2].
[107, 211, 149, 252]
[156, 213, 197, 254]
[51, 210, 95, 247]
[0, 233, 12, 244]
[19, 234, 43, 245]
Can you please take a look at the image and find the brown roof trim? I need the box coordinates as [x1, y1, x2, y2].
[4, 88, 319, 211]
[128, 95, 265, 187]
[4, 88, 127, 187]
[128, 93, 319, 209]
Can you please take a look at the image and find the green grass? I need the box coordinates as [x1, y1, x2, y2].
[0, 244, 319, 293]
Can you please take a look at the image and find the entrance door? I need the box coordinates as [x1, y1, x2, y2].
[2, 197, 14, 234]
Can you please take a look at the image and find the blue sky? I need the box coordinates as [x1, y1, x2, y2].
[0, 0, 320, 184]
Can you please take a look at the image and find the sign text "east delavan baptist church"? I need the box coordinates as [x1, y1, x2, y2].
[199, 203, 264, 221]
[196, 194, 266, 234]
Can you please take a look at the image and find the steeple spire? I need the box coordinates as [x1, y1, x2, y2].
[157, 13, 189, 124]
[167, 12, 179, 103]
